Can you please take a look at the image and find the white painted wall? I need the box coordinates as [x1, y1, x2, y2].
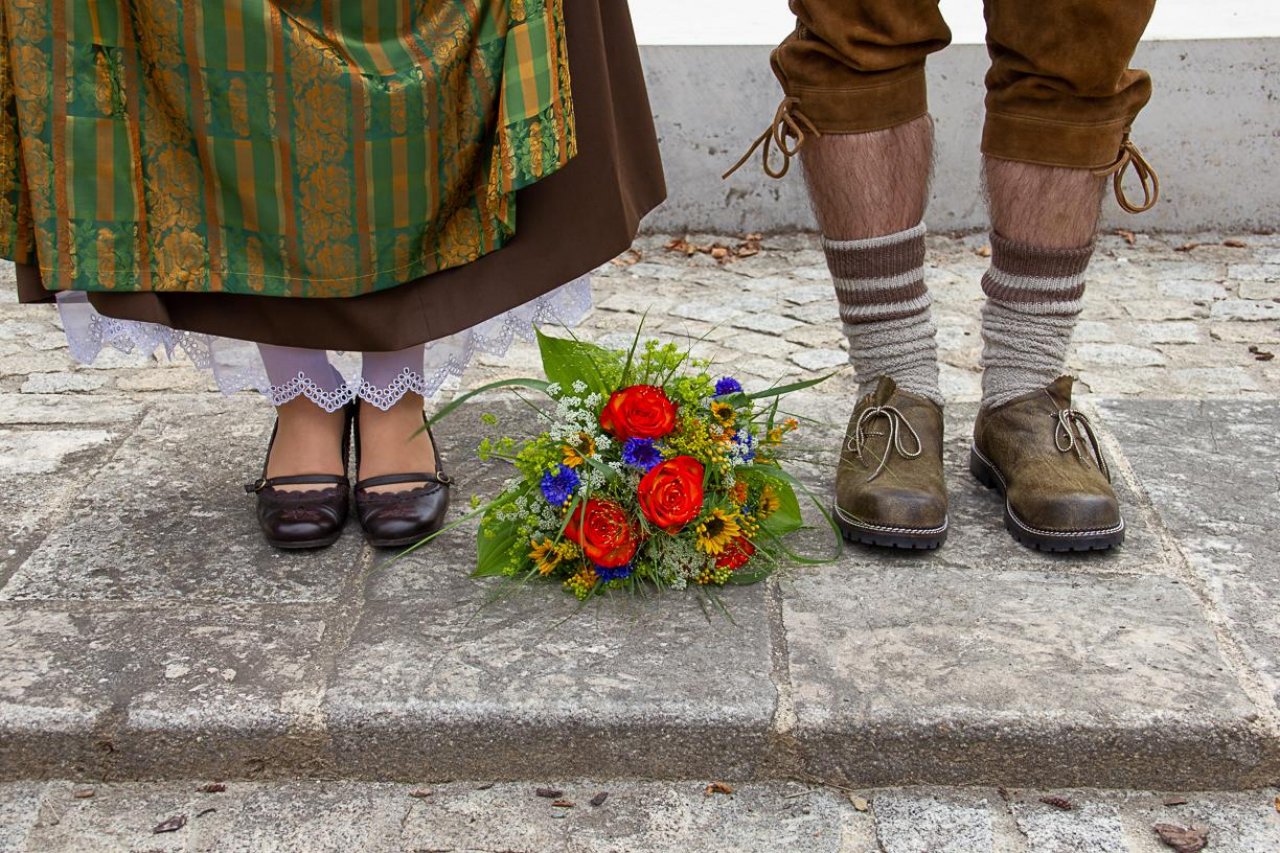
[631, 0, 1280, 46]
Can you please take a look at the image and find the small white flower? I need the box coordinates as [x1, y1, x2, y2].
[571, 380, 588, 394]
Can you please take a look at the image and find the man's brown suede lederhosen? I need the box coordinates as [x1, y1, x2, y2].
[769, 0, 1157, 179]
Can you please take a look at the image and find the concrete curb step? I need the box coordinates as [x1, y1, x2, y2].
[2, 396, 1279, 789]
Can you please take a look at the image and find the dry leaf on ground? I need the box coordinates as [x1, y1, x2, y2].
[1039, 796, 1073, 811]
[72, 789, 94, 799]
[975, 245, 992, 257]
[611, 249, 642, 267]
[535, 787, 564, 799]
[1174, 242, 1200, 252]
[1162, 797, 1188, 807]
[704, 782, 734, 797]
[1248, 345, 1275, 361]
[1222, 238, 1249, 248]
[1153, 822, 1208, 853]
[197, 782, 226, 794]
[408, 789, 432, 799]
[152, 815, 187, 834]
[590, 792, 609, 807]
[665, 234, 763, 264]
[849, 795, 869, 812]
[1116, 229, 1137, 245]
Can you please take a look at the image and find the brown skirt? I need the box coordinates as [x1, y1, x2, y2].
[16, 0, 665, 353]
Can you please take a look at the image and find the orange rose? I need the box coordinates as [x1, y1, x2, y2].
[637, 456, 705, 532]
[599, 384, 677, 441]
[564, 498, 639, 568]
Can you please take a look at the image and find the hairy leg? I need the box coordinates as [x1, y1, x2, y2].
[978, 158, 1106, 410]
[802, 115, 942, 404]
[984, 157, 1104, 249]
[801, 115, 933, 239]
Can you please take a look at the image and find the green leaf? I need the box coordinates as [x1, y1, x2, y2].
[473, 514, 523, 577]
[427, 377, 550, 426]
[746, 372, 839, 401]
[726, 562, 775, 585]
[537, 328, 618, 397]
[473, 487, 530, 577]
[757, 473, 803, 537]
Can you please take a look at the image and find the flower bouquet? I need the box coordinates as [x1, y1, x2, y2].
[433, 327, 828, 598]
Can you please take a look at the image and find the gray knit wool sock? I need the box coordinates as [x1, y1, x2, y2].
[979, 232, 1093, 411]
[822, 222, 942, 405]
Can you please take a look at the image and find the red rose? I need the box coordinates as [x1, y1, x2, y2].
[564, 498, 639, 568]
[637, 456, 705, 532]
[715, 536, 756, 571]
[599, 384, 677, 441]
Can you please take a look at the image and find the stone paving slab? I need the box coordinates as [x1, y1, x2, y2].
[1099, 400, 1280, 713]
[0, 605, 329, 780]
[781, 565, 1272, 790]
[5, 781, 1278, 853]
[324, 583, 778, 781]
[3, 395, 364, 604]
[2, 397, 1279, 786]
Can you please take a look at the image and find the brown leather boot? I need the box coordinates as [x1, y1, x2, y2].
[834, 376, 948, 549]
[970, 376, 1123, 552]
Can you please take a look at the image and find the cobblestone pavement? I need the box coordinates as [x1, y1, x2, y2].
[3, 779, 1279, 852]
[3, 231, 1278, 402]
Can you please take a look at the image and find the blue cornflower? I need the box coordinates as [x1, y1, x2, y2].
[733, 428, 756, 463]
[621, 437, 663, 472]
[715, 376, 744, 397]
[596, 563, 634, 582]
[539, 466, 580, 507]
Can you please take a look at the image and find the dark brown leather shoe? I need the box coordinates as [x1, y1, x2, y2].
[354, 408, 452, 548]
[970, 376, 1123, 552]
[245, 405, 354, 550]
[834, 376, 948, 549]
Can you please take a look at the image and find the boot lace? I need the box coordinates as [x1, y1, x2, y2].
[847, 404, 923, 481]
[1053, 408, 1112, 482]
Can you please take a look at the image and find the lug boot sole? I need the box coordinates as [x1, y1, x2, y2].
[833, 504, 948, 550]
[969, 445, 1124, 552]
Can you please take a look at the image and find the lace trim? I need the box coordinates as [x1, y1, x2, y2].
[55, 277, 592, 411]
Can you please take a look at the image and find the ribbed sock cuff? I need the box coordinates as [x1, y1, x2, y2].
[980, 231, 1093, 314]
[824, 223, 930, 324]
[822, 222, 941, 405]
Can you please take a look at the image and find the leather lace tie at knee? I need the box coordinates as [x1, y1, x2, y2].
[1053, 408, 1112, 482]
[848, 404, 923, 481]
[722, 97, 820, 180]
[1093, 131, 1159, 214]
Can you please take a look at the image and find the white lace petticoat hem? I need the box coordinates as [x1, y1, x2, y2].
[54, 277, 593, 412]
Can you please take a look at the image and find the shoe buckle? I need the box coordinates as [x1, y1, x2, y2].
[436, 472, 454, 487]
[245, 477, 268, 494]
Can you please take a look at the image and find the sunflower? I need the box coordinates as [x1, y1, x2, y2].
[709, 400, 736, 428]
[529, 538, 580, 575]
[562, 431, 596, 468]
[757, 485, 782, 518]
[695, 508, 742, 555]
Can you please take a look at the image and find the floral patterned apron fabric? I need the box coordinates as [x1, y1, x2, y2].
[0, 0, 576, 298]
